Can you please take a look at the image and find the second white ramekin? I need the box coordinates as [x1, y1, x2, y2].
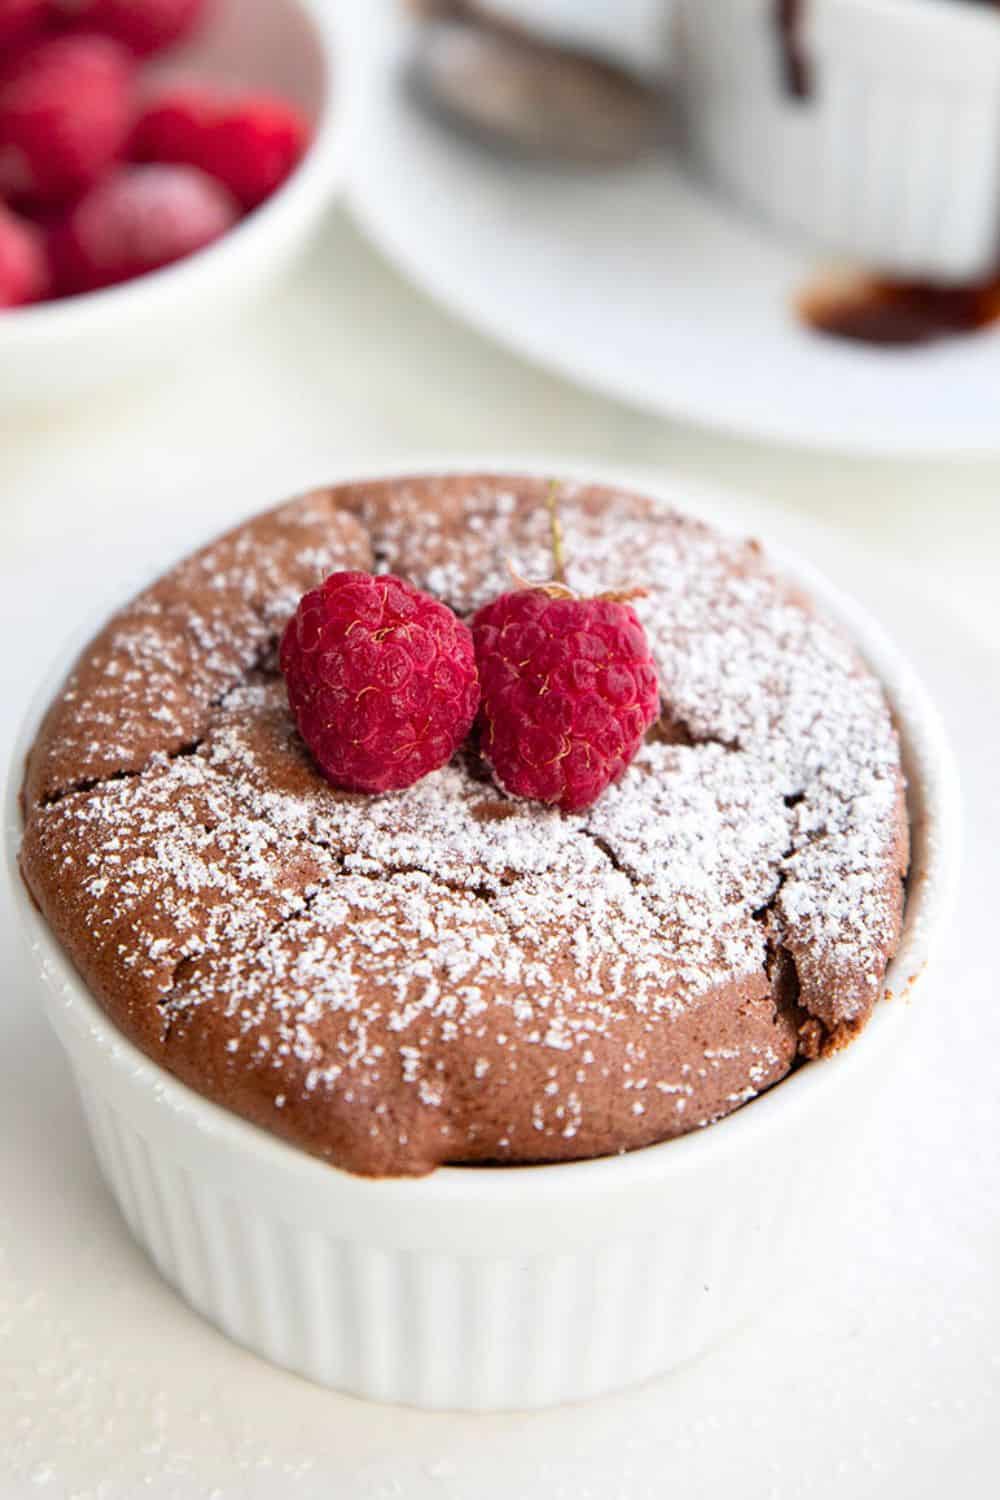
[677, 0, 1000, 279]
[5, 506, 959, 1411]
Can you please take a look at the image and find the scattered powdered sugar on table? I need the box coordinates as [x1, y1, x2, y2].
[19, 480, 907, 1173]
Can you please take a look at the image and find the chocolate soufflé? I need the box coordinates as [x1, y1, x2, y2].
[19, 476, 909, 1177]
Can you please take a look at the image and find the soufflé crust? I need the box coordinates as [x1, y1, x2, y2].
[19, 477, 909, 1177]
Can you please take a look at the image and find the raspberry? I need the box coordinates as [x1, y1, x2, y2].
[0, 34, 134, 205]
[472, 587, 660, 812]
[51, 0, 208, 56]
[0, 0, 46, 50]
[49, 163, 238, 293]
[133, 87, 311, 210]
[280, 572, 480, 795]
[0, 203, 48, 307]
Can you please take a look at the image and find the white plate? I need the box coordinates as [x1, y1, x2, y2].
[344, 1, 1000, 456]
[2, 463, 997, 1495]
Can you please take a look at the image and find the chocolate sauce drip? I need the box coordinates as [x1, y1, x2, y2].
[776, 0, 811, 100]
[798, 274, 1000, 347]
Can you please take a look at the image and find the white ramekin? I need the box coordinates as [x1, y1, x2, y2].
[5, 514, 959, 1411]
[677, 0, 1000, 279]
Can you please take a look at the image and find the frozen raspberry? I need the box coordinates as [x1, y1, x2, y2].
[0, 34, 134, 205]
[132, 86, 311, 209]
[49, 163, 238, 294]
[0, 203, 48, 307]
[472, 586, 660, 812]
[0, 0, 46, 50]
[51, 0, 208, 56]
[280, 572, 480, 795]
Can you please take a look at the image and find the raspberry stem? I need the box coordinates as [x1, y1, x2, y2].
[547, 480, 567, 583]
[507, 482, 648, 603]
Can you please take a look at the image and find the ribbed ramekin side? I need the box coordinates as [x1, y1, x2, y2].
[73, 1076, 820, 1409]
[678, 0, 1000, 279]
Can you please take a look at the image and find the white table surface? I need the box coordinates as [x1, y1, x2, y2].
[2, 207, 998, 1498]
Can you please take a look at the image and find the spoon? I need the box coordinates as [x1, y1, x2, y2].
[406, 16, 666, 166]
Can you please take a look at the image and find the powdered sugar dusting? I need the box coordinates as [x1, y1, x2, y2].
[19, 479, 907, 1175]
[24, 493, 372, 806]
[356, 477, 907, 1026]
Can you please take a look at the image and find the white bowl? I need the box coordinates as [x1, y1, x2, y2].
[677, 0, 1000, 279]
[5, 483, 960, 1410]
[0, 0, 354, 404]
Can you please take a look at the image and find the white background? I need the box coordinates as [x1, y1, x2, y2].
[2, 199, 999, 1495]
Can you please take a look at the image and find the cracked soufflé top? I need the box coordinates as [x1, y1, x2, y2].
[19, 476, 909, 1177]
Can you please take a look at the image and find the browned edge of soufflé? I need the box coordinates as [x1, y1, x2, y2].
[19, 475, 909, 1177]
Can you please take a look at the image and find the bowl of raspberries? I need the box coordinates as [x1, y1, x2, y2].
[0, 0, 349, 399]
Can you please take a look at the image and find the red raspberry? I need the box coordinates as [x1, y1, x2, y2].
[472, 587, 660, 812]
[49, 163, 238, 294]
[51, 0, 208, 56]
[132, 87, 311, 210]
[0, 34, 134, 205]
[0, 202, 48, 307]
[0, 0, 46, 50]
[280, 572, 481, 795]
